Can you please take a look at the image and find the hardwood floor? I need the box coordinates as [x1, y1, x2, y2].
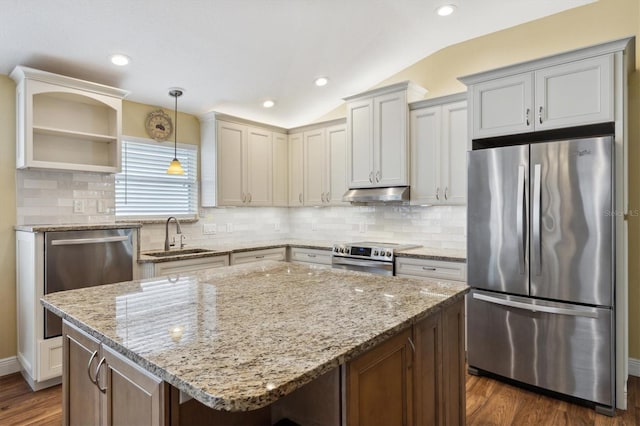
[1, 371, 638, 425]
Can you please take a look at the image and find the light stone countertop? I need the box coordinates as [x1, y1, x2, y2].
[15, 223, 142, 232]
[42, 261, 468, 412]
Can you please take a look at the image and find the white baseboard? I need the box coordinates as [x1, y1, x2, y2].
[629, 358, 640, 377]
[0, 356, 21, 377]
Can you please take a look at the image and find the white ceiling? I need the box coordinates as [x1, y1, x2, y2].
[1, 0, 594, 128]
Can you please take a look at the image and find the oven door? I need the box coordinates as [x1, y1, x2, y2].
[331, 257, 394, 276]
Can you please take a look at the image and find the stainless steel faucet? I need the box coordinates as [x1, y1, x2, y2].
[164, 216, 183, 251]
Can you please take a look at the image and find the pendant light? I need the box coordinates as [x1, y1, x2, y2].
[167, 88, 185, 175]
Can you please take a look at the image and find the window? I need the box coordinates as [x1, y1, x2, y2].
[115, 137, 198, 220]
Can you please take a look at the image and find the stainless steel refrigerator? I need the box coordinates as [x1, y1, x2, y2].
[467, 135, 615, 413]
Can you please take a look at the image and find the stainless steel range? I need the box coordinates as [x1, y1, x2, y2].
[332, 242, 421, 276]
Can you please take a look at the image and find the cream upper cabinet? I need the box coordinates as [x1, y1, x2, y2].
[201, 115, 283, 207]
[410, 95, 467, 205]
[325, 123, 348, 205]
[10, 66, 128, 173]
[303, 128, 326, 206]
[471, 73, 533, 139]
[534, 55, 613, 131]
[272, 132, 289, 207]
[246, 126, 273, 205]
[464, 53, 614, 139]
[288, 133, 304, 206]
[216, 120, 246, 206]
[346, 82, 426, 189]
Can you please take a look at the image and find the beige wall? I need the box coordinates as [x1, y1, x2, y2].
[122, 100, 200, 145]
[0, 75, 17, 359]
[318, 0, 640, 359]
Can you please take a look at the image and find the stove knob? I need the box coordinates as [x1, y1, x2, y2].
[373, 250, 379, 256]
[386, 251, 392, 257]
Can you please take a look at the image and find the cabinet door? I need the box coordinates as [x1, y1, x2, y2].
[326, 124, 348, 205]
[246, 127, 272, 206]
[472, 72, 533, 139]
[535, 55, 613, 131]
[101, 344, 165, 426]
[347, 328, 413, 426]
[217, 121, 246, 206]
[347, 98, 374, 188]
[375, 90, 408, 186]
[288, 133, 304, 206]
[62, 321, 101, 426]
[303, 129, 326, 206]
[414, 313, 443, 426]
[410, 106, 441, 205]
[442, 300, 465, 426]
[441, 101, 468, 204]
[272, 132, 289, 206]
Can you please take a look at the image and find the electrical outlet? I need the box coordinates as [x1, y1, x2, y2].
[203, 223, 217, 235]
[226, 223, 233, 233]
[73, 200, 84, 214]
[274, 222, 280, 232]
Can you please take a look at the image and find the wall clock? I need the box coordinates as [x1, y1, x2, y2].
[145, 109, 173, 141]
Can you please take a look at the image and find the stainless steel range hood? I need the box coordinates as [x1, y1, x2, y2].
[342, 187, 410, 204]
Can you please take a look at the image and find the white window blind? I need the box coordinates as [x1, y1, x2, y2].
[115, 138, 198, 219]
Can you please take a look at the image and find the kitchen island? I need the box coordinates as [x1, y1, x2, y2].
[42, 261, 468, 425]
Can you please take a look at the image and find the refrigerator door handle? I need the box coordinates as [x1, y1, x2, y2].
[533, 164, 542, 275]
[516, 165, 526, 274]
[472, 292, 599, 319]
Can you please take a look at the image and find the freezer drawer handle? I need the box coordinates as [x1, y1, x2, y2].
[473, 293, 599, 319]
[51, 236, 129, 246]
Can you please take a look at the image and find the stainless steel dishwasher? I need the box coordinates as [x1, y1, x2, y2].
[44, 228, 133, 338]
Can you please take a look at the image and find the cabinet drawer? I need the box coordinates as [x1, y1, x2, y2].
[289, 247, 332, 266]
[38, 337, 63, 381]
[395, 258, 466, 282]
[230, 247, 286, 265]
[154, 255, 229, 277]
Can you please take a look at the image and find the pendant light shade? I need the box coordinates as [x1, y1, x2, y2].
[167, 89, 185, 175]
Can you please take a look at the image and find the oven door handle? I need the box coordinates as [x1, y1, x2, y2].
[332, 257, 392, 268]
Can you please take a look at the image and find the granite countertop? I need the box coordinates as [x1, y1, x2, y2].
[42, 261, 468, 412]
[395, 247, 466, 262]
[139, 239, 467, 263]
[15, 223, 142, 232]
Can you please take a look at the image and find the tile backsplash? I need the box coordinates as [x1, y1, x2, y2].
[16, 169, 115, 225]
[15, 169, 466, 251]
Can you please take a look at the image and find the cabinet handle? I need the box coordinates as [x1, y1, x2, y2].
[375, 171, 381, 182]
[87, 350, 98, 385]
[408, 337, 416, 353]
[444, 187, 449, 200]
[436, 187, 440, 200]
[327, 192, 330, 202]
[369, 171, 374, 183]
[299, 193, 303, 204]
[255, 255, 265, 259]
[525, 108, 530, 126]
[538, 106, 543, 124]
[95, 357, 107, 394]
[248, 193, 252, 203]
[422, 267, 437, 271]
[321, 192, 326, 203]
[307, 254, 317, 258]
[242, 193, 246, 203]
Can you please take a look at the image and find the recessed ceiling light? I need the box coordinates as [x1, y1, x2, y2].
[263, 100, 275, 108]
[110, 54, 130, 66]
[314, 77, 329, 87]
[436, 4, 456, 16]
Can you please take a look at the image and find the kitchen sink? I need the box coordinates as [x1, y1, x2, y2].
[144, 248, 217, 257]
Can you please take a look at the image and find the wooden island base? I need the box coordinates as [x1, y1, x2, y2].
[69, 298, 464, 426]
